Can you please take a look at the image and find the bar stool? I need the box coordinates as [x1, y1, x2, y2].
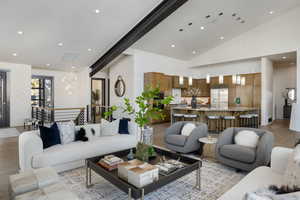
[207, 115, 221, 133]
[222, 116, 236, 130]
[183, 114, 198, 122]
[250, 114, 259, 128]
[239, 114, 253, 127]
[173, 113, 184, 123]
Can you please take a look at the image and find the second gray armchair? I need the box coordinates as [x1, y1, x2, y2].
[164, 121, 208, 154]
[216, 127, 274, 171]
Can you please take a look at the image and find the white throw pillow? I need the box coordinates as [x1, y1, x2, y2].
[284, 145, 300, 187]
[181, 123, 196, 137]
[101, 119, 120, 136]
[57, 121, 75, 144]
[234, 130, 259, 148]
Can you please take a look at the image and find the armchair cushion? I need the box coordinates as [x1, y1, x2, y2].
[220, 144, 256, 164]
[234, 130, 259, 148]
[165, 135, 187, 147]
[181, 123, 196, 136]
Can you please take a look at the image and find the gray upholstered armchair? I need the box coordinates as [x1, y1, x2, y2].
[216, 128, 274, 171]
[164, 121, 208, 154]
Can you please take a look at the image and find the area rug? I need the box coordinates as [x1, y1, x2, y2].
[0, 128, 20, 138]
[60, 160, 245, 200]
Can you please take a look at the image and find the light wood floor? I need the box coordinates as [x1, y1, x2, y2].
[0, 120, 297, 199]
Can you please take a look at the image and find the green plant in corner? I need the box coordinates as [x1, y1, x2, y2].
[104, 87, 173, 141]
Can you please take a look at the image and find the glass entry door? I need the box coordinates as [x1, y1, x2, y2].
[91, 78, 106, 123]
[0, 72, 9, 127]
[31, 76, 54, 107]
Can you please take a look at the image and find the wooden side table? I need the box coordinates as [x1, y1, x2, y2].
[199, 137, 218, 160]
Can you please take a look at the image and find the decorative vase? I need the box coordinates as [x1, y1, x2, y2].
[191, 96, 197, 109]
[141, 127, 153, 145]
[127, 149, 134, 160]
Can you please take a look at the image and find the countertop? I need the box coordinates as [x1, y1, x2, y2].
[171, 106, 260, 112]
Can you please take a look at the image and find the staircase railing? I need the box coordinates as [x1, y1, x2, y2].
[32, 106, 85, 125]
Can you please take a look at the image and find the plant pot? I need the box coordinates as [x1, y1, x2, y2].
[141, 127, 153, 145]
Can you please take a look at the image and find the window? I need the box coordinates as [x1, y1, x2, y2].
[31, 76, 54, 107]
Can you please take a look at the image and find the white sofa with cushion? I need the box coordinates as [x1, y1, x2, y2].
[19, 123, 138, 172]
[218, 146, 294, 200]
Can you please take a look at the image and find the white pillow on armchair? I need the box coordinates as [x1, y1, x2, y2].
[234, 130, 260, 148]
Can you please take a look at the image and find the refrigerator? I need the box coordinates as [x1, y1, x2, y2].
[210, 87, 229, 109]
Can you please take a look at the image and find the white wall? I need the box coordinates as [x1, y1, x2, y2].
[0, 62, 31, 127]
[108, 55, 135, 118]
[261, 58, 274, 125]
[133, 49, 188, 98]
[189, 59, 261, 78]
[32, 68, 89, 108]
[273, 63, 297, 119]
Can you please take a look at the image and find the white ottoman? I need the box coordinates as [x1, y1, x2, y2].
[14, 182, 79, 200]
[9, 167, 59, 198]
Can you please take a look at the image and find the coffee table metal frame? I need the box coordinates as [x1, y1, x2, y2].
[85, 147, 202, 200]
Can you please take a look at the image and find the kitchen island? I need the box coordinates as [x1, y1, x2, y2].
[171, 106, 260, 131]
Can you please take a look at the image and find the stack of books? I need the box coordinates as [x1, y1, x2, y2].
[98, 155, 124, 171]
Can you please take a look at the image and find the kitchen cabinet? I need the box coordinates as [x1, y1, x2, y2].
[172, 76, 188, 89]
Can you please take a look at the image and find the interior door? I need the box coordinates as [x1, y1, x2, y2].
[91, 78, 106, 123]
[0, 72, 9, 127]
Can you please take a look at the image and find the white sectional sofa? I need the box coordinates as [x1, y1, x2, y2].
[218, 146, 294, 200]
[19, 123, 138, 172]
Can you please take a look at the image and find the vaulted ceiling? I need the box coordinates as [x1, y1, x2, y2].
[0, 0, 162, 70]
[134, 0, 300, 60]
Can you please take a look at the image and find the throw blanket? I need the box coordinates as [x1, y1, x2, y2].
[244, 187, 300, 200]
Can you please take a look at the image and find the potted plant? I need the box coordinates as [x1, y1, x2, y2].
[104, 87, 173, 160]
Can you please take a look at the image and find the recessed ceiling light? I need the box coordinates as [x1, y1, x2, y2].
[200, 26, 205, 30]
[219, 12, 224, 16]
[179, 28, 183, 32]
[12, 53, 18, 57]
[171, 44, 175, 48]
[88, 48, 92, 52]
[17, 31, 23, 35]
[46, 64, 51, 67]
[58, 42, 63, 47]
[192, 51, 197, 54]
[269, 11, 274, 15]
[94, 9, 100, 14]
[220, 36, 225, 40]
[188, 22, 193, 26]
[71, 66, 76, 69]
[282, 56, 287, 59]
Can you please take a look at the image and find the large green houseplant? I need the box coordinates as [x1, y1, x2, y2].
[104, 87, 173, 143]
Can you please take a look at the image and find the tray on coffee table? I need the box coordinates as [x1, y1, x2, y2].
[85, 146, 202, 200]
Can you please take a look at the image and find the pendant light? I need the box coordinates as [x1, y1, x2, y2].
[188, 76, 193, 86]
[232, 75, 237, 84]
[219, 75, 224, 84]
[206, 74, 210, 84]
[179, 76, 184, 85]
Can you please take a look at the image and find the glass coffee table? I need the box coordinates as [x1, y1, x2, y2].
[85, 146, 202, 200]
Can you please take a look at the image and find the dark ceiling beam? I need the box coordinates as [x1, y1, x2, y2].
[90, 0, 189, 77]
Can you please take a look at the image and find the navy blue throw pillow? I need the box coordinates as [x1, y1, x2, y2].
[119, 118, 130, 134]
[39, 123, 61, 149]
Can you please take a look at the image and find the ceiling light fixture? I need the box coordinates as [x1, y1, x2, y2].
[171, 44, 175, 48]
[192, 51, 196, 55]
[206, 74, 210, 84]
[282, 56, 287, 60]
[220, 36, 225, 40]
[88, 48, 92, 52]
[200, 26, 205, 30]
[94, 9, 100, 14]
[12, 53, 18, 57]
[58, 42, 63, 47]
[17, 31, 24, 35]
[179, 28, 183, 32]
[269, 11, 274, 15]
[71, 66, 76, 69]
[188, 22, 193, 26]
